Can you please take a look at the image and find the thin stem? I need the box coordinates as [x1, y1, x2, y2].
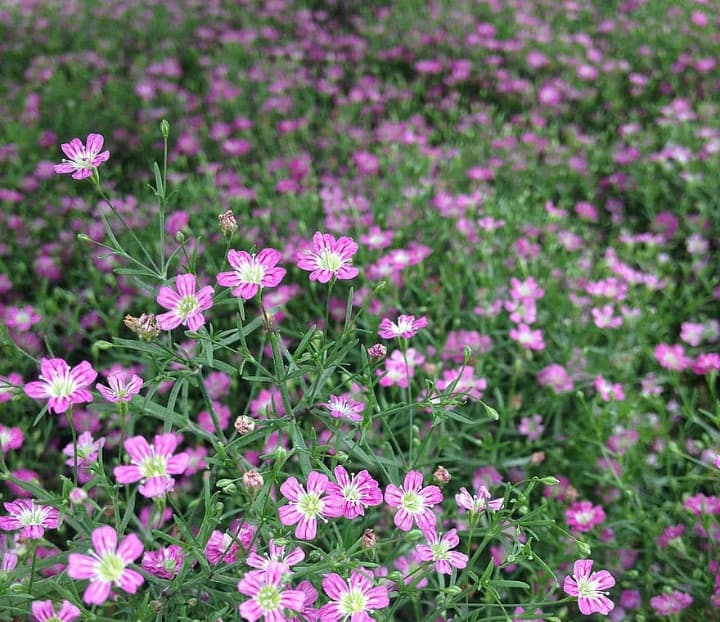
[66, 408, 78, 487]
[28, 543, 38, 594]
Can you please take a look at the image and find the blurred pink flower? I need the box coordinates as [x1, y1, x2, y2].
[53, 133, 109, 180]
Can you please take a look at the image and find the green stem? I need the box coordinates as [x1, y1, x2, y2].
[66, 408, 78, 487]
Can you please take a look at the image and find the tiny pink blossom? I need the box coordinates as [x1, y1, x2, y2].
[319, 569, 390, 622]
[0, 499, 59, 540]
[455, 486, 504, 513]
[0, 425, 23, 455]
[67, 525, 144, 605]
[54, 133, 110, 180]
[324, 466, 383, 520]
[384, 470, 443, 534]
[246, 539, 305, 572]
[237, 561, 306, 621]
[566, 501, 606, 533]
[278, 472, 330, 540]
[509, 323, 545, 351]
[24, 358, 97, 414]
[415, 528, 469, 574]
[63, 431, 104, 483]
[594, 375, 625, 401]
[141, 544, 186, 579]
[378, 314, 428, 339]
[563, 559, 615, 615]
[113, 433, 189, 498]
[296, 232, 359, 283]
[649, 590, 693, 615]
[205, 520, 256, 565]
[654, 343, 691, 372]
[96, 372, 143, 403]
[217, 248, 286, 300]
[322, 394, 364, 422]
[156, 273, 214, 331]
[31, 600, 81, 622]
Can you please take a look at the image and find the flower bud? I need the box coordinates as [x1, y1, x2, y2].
[160, 119, 170, 138]
[368, 343, 387, 360]
[69, 487, 88, 505]
[218, 210, 238, 236]
[242, 469, 264, 490]
[433, 465, 451, 485]
[234, 415, 255, 435]
[361, 528, 376, 549]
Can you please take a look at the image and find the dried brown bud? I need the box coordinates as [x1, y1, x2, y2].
[361, 528, 376, 549]
[433, 465, 451, 485]
[242, 469, 264, 490]
[530, 451, 546, 465]
[218, 210, 238, 236]
[234, 415, 255, 435]
[124, 313, 160, 341]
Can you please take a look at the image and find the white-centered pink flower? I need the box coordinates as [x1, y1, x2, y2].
[278, 472, 330, 540]
[30, 600, 81, 622]
[217, 248, 286, 300]
[378, 314, 428, 339]
[0, 499, 59, 540]
[563, 559, 615, 616]
[237, 560, 305, 621]
[296, 232, 359, 283]
[156, 273, 214, 331]
[53, 133, 110, 180]
[384, 470, 443, 534]
[24, 358, 97, 414]
[96, 372, 143, 403]
[319, 569, 390, 622]
[415, 528, 469, 574]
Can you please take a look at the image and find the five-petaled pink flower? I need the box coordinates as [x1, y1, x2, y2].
[278, 471, 330, 540]
[246, 539, 305, 573]
[237, 560, 306, 621]
[24, 358, 97, 415]
[296, 232, 359, 283]
[156, 273, 214, 331]
[96, 372, 143, 403]
[30, 600, 81, 622]
[324, 466, 383, 520]
[319, 568, 390, 622]
[53, 133, 110, 180]
[384, 470, 443, 533]
[68, 525, 144, 605]
[378, 314, 428, 339]
[322, 394, 365, 422]
[113, 433, 189, 498]
[455, 486, 504, 513]
[563, 559, 615, 616]
[217, 248, 286, 300]
[0, 499, 59, 540]
[415, 528, 469, 574]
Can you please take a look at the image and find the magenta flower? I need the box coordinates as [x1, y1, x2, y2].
[324, 466, 383, 520]
[53, 133, 110, 180]
[237, 561, 305, 621]
[31, 600, 81, 622]
[63, 431, 105, 483]
[217, 248, 286, 300]
[278, 472, 330, 540]
[67, 525, 144, 605]
[205, 520, 256, 566]
[455, 486, 504, 513]
[319, 569, 390, 622]
[113, 433, 189, 498]
[563, 559, 615, 616]
[296, 232, 359, 283]
[0, 425, 23, 455]
[0, 499, 59, 540]
[141, 544, 186, 579]
[565, 501, 606, 533]
[415, 529, 469, 574]
[322, 394, 364, 423]
[384, 470, 443, 533]
[96, 372, 142, 403]
[378, 314, 428, 339]
[24, 358, 97, 414]
[649, 590, 693, 615]
[247, 539, 305, 572]
[156, 273, 214, 331]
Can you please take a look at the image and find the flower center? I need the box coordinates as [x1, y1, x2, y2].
[342, 482, 361, 503]
[96, 551, 126, 583]
[237, 259, 265, 285]
[318, 249, 343, 272]
[48, 372, 76, 398]
[576, 577, 599, 598]
[177, 295, 199, 319]
[19, 504, 47, 526]
[257, 583, 282, 612]
[140, 453, 168, 478]
[430, 541, 450, 561]
[297, 491, 323, 518]
[400, 491, 422, 514]
[339, 587, 367, 614]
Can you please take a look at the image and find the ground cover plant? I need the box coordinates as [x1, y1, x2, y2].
[0, 0, 719, 619]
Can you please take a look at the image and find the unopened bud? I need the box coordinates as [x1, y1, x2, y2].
[242, 469, 264, 490]
[124, 313, 160, 341]
[218, 210, 238, 236]
[69, 487, 88, 505]
[361, 528, 376, 549]
[217, 479, 237, 494]
[234, 415, 255, 435]
[160, 119, 170, 138]
[433, 465, 451, 485]
[367, 343, 387, 360]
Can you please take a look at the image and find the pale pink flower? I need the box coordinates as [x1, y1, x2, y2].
[324, 466, 383, 520]
[278, 472, 330, 540]
[509, 323, 545, 351]
[455, 486, 504, 513]
[0, 425, 23, 455]
[654, 343, 691, 371]
[594, 375, 624, 401]
[67, 526, 144, 605]
[415, 529, 468, 574]
[63, 431, 104, 483]
[384, 470, 443, 534]
[113, 433, 189, 498]
[24, 358, 97, 414]
[246, 539, 305, 572]
[565, 501, 606, 533]
[296, 232, 359, 283]
[96, 372, 142, 403]
[31, 600, 81, 622]
[0, 499, 59, 539]
[649, 590, 693, 615]
[156, 273, 214, 331]
[378, 314, 428, 339]
[537, 364, 573, 393]
[322, 394, 364, 422]
[237, 561, 305, 621]
[319, 569, 390, 622]
[216, 248, 286, 300]
[54, 133, 110, 180]
[141, 544, 186, 579]
[563, 559, 615, 615]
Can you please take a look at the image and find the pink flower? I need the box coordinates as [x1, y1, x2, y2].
[565, 501, 606, 533]
[113, 433, 189, 498]
[654, 343, 691, 371]
[384, 470, 443, 534]
[278, 472, 330, 540]
[156, 273, 214, 331]
[415, 529, 468, 574]
[63, 431, 104, 483]
[649, 590, 693, 615]
[0, 499, 59, 539]
[322, 394, 364, 422]
[216, 248, 286, 300]
[24, 358, 97, 414]
[324, 466, 383, 520]
[377, 348, 424, 388]
[536, 364, 574, 393]
[594, 375, 624, 401]
[96, 372, 143, 403]
[67, 525, 144, 605]
[204, 520, 256, 565]
[563, 559, 615, 616]
[53, 133, 110, 180]
[31, 600, 81, 622]
[141, 544, 186, 579]
[509, 324, 545, 350]
[455, 486, 504, 513]
[237, 561, 306, 621]
[378, 314, 428, 339]
[296, 232, 359, 283]
[246, 539, 305, 572]
[0, 425, 23, 455]
[0, 372, 22, 403]
[319, 569, 390, 622]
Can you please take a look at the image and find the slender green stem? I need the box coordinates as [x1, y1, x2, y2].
[28, 543, 38, 594]
[66, 408, 78, 487]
